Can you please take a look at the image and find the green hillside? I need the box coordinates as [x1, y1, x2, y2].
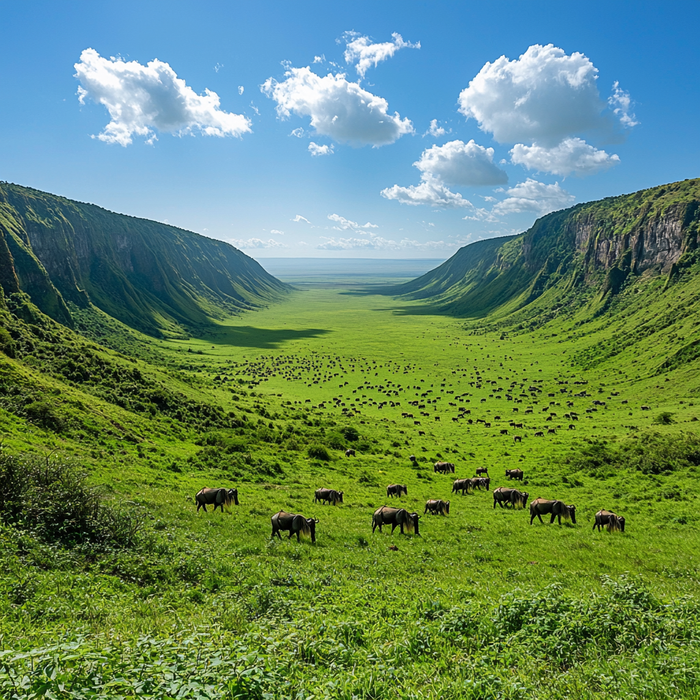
[392, 177, 700, 320]
[0, 182, 289, 336]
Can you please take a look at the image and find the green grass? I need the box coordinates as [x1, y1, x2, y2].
[2, 279, 700, 698]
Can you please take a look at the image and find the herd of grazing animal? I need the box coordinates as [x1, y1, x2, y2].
[195, 461, 625, 541]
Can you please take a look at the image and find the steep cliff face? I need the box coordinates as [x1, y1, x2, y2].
[0, 183, 289, 335]
[393, 178, 700, 317]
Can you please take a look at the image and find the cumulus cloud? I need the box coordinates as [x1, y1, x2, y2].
[293, 214, 311, 223]
[343, 32, 420, 78]
[328, 214, 378, 231]
[308, 141, 334, 156]
[270, 229, 284, 235]
[381, 179, 472, 208]
[425, 119, 447, 137]
[261, 66, 413, 147]
[230, 237, 286, 250]
[510, 137, 619, 176]
[415, 140, 508, 186]
[75, 48, 251, 146]
[609, 81, 638, 128]
[492, 179, 574, 216]
[458, 44, 613, 146]
[317, 233, 447, 251]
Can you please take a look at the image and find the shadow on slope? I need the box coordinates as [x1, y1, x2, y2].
[204, 325, 331, 349]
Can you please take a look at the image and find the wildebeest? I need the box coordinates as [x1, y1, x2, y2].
[452, 478, 471, 495]
[314, 488, 344, 505]
[195, 487, 239, 513]
[505, 469, 524, 481]
[386, 484, 408, 498]
[492, 487, 529, 509]
[475, 467, 489, 476]
[409, 454, 417, 464]
[424, 499, 450, 515]
[470, 477, 490, 491]
[593, 510, 626, 532]
[529, 498, 577, 525]
[372, 506, 420, 535]
[345, 448, 356, 457]
[271, 511, 318, 542]
[434, 461, 455, 474]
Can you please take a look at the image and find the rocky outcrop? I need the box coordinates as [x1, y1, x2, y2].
[392, 178, 700, 317]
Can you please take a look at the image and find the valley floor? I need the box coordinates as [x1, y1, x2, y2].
[2, 283, 700, 699]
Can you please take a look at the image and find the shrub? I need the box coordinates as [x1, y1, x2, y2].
[654, 411, 675, 425]
[0, 453, 143, 549]
[307, 444, 331, 461]
[341, 426, 359, 442]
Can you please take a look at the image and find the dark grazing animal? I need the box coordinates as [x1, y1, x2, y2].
[409, 455, 417, 464]
[472, 477, 490, 490]
[593, 510, 626, 532]
[475, 467, 489, 476]
[195, 487, 239, 513]
[452, 478, 471, 495]
[434, 461, 455, 474]
[372, 506, 420, 535]
[492, 487, 529, 509]
[424, 499, 450, 515]
[271, 511, 318, 543]
[529, 498, 576, 525]
[386, 484, 408, 498]
[345, 449, 356, 457]
[505, 469, 524, 481]
[314, 488, 344, 505]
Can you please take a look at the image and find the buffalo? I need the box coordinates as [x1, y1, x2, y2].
[452, 478, 471, 495]
[314, 488, 344, 505]
[345, 449, 356, 457]
[505, 469, 524, 481]
[434, 461, 455, 474]
[387, 484, 408, 498]
[271, 511, 318, 543]
[195, 487, 239, 513]
[593, 510, 626, 532]
[372, 506, 420, 535]
[493, 487, 529, 509]
[529, 498, 576, 525]
[424, 499, 450, 515]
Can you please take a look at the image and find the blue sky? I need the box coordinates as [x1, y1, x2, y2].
[1, 1, 698, 260]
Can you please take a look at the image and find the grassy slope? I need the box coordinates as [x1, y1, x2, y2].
[391, 178, 700, 320]
[2, 264, 700, 697]
[0, 182, 289, 336]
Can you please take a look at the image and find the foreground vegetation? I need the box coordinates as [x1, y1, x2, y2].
[2, 258, 700, 697]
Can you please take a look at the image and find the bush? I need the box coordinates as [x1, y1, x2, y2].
[341, 426, 360, 442]
[308, 444, 331, 461]
[0, 453, 143, 549]
[654, 411, 675, 425]
[24, 400, 66, 432]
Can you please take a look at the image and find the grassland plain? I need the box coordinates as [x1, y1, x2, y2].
[3, 271, 700, 698]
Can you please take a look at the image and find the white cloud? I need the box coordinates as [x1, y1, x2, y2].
[510, 137, 619, 176]
[458, 44, 614, 146]
[290, 127, 305, 138]
[380, 178, 473, 208]
[75, 48, 251, 146]
[608, 81, 638, 128]
[293, 214, 311, 223]
[415, 140, 508, 186]
[317, 233, 447, 251]
[313, 55, 325, 64]
[308, 141, 334, 156]
[238, 85, 244, 95]
[492, 179, 574, 216]
[425, 119, 447, 137]
[261, 66, 413, 147]
[214, 63, 224, 73]
[270, 229, 284, 235]
[231, 237, 287, 249]
[343, 32, 420, 78]
[327, 213, 378, 231]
